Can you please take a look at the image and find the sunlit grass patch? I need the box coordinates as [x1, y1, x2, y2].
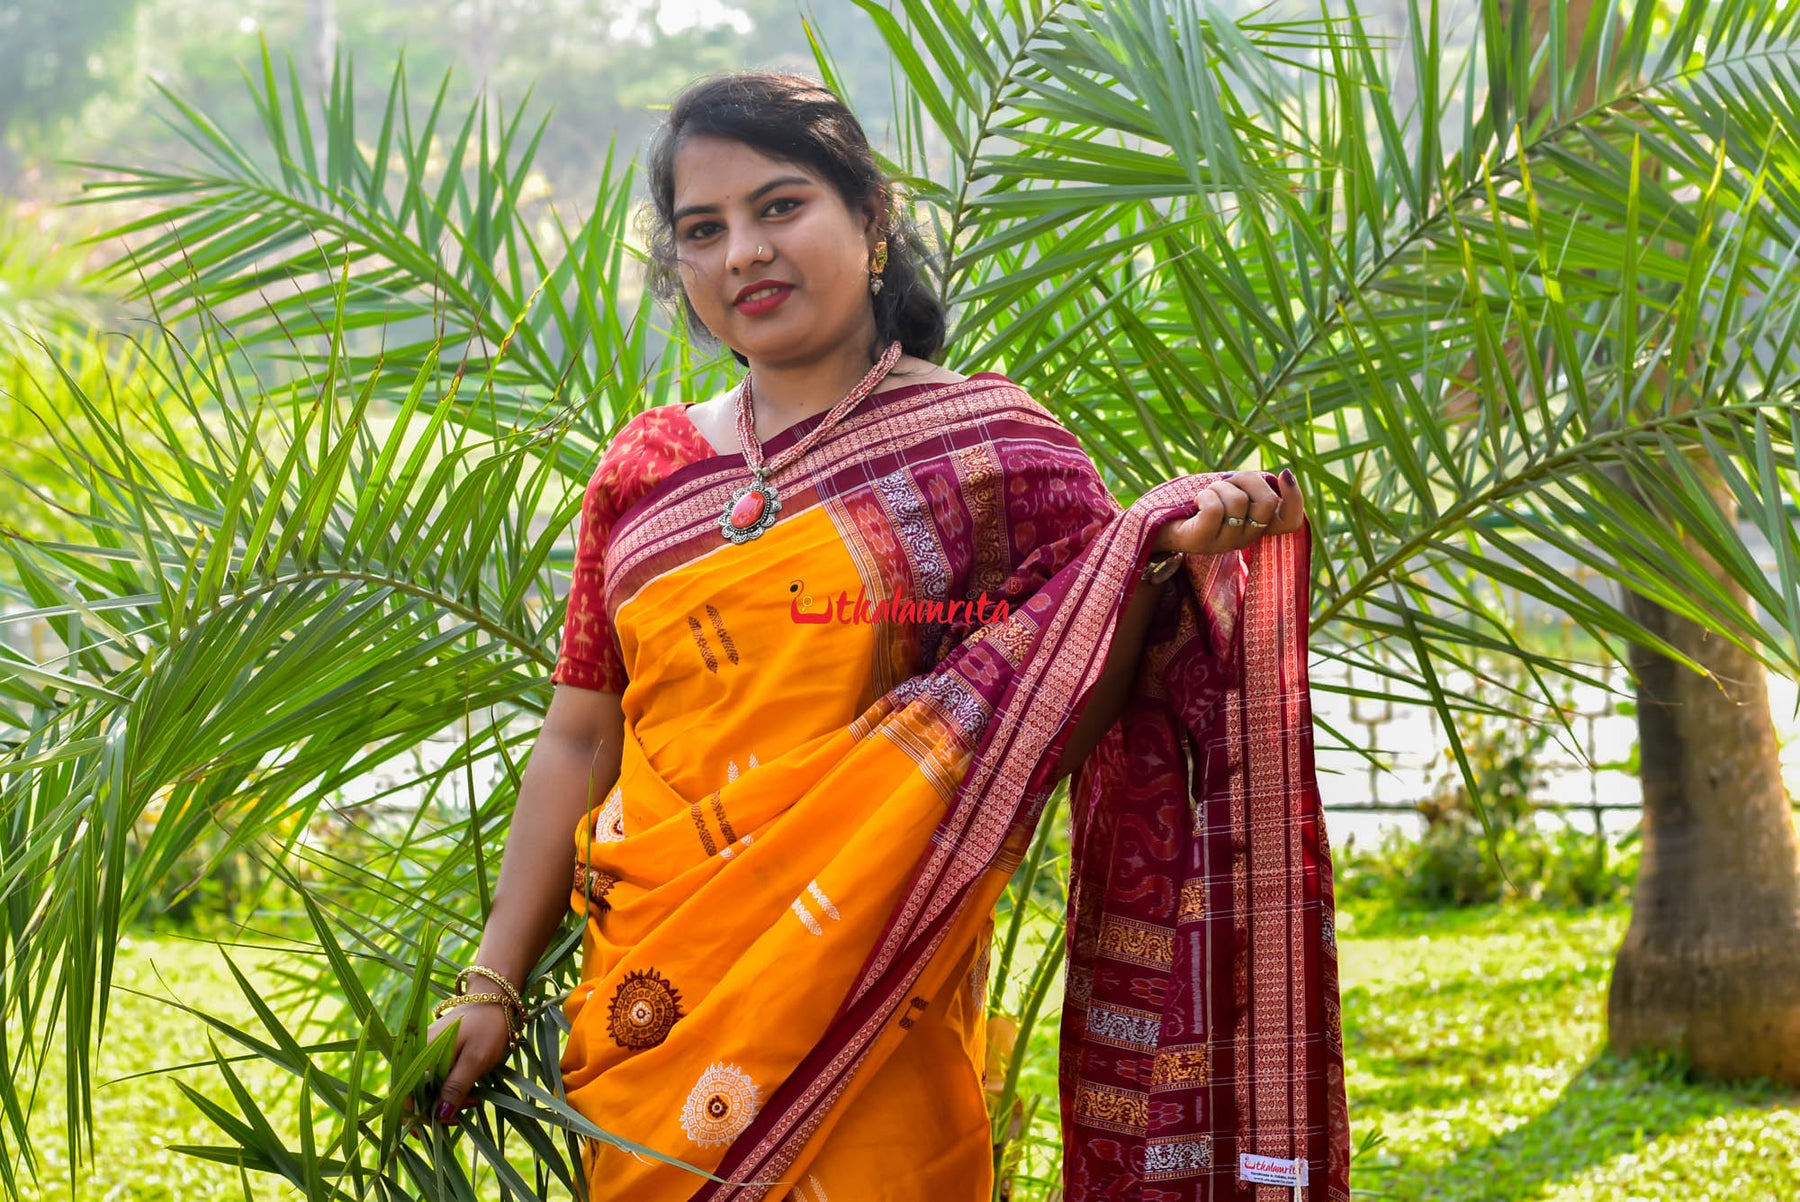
[11, 935, 301, 1202]
[1342, 903, 1800, 1201]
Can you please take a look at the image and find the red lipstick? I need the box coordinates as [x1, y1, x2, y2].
[734, 279, 794, 314]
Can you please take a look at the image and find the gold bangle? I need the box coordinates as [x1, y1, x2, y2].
[458, 964, 525, 1014]
[432, 992, 515, 1022]
[434, 993, 524, 1051]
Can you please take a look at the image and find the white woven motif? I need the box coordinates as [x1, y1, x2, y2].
[593, 785, 625, 843]
[679, 1061, 762, 1147]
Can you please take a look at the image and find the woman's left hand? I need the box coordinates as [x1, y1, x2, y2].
[1153, 468, 1305, 557]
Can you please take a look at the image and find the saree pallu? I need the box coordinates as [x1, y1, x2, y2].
[554, 373, 1348, 1201]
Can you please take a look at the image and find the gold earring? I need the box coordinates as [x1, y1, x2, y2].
[868, 239, 888, 296]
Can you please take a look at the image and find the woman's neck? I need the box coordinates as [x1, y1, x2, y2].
[741, 339, 892, 438]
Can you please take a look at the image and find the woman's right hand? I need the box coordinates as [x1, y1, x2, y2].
[423, 1000, 515, 1125]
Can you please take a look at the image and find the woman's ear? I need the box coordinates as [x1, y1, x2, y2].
[861, 190, 887, 242]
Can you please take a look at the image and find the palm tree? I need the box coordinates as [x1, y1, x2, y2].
[1509, 0, 1800, 1084]
[3, 0, 1799, 1197]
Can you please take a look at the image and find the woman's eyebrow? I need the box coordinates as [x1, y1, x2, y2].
[673, 175, 814, 223]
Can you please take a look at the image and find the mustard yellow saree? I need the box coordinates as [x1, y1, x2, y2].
[551, 373, 1348, 1201]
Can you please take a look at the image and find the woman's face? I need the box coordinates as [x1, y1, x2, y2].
[669, 134, 879, 369]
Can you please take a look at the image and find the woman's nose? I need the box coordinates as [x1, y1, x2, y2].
[724, 227, 766, 276]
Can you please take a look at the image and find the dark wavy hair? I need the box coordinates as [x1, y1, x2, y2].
[640, 71, 947, 368]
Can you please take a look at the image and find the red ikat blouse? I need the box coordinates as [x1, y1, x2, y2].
[551, 404, 714, 694]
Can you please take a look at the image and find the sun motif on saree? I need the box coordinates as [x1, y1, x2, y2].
[591, 784, 625, 843]
[679, 1061, 763, 1147]
[606, 967, 684, 1049]
[574, 865, 617, 912]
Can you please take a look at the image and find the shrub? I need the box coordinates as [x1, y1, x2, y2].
[1335, 678, 1641, 909]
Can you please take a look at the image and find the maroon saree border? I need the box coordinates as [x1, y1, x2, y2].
[600, 373, 1064, 630]
[606, 370, 1014, 533]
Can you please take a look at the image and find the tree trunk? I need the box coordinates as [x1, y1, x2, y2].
[1607, 471, 1800, 1084]
[301, 0, 337, 100]
[1518, 0, 1800, 1088]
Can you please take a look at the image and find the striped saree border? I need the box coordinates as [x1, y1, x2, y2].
[600, 376, 1068, 626]
[697, 477, 1197, 1199]
[1057, 514, 1350, 1200]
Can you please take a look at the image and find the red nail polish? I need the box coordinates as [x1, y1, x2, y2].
[1280, 467, 1296, 486]
[436, 1100, 457, 1123]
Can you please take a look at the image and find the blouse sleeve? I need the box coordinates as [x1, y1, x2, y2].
[552, 460, 629, 695]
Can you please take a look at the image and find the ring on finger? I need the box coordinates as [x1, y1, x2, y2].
[1224, 515, 1246, 528]
[1245, 518, 1269, 529]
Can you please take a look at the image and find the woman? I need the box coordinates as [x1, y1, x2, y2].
[423, 71, 1348, 1201]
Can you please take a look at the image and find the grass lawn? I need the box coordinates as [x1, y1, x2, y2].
[9, 933, 303, 1201]
[8, 902, 1799, 1199]
[1341, 902, 1800, 1200]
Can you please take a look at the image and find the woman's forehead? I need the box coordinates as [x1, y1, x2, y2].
[672, 136, 820, 200]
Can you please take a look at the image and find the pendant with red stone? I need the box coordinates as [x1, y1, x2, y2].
[720, 470, 781, 543]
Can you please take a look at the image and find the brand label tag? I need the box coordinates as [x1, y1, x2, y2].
[1238, 1152, 1310, 1187]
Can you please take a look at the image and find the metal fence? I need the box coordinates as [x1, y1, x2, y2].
[1311, 570, 1800, 849]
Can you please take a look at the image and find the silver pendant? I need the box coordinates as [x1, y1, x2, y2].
[720, 474, 782, 543]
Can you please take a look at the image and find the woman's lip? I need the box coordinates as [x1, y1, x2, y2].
[735, 284, 794, 314]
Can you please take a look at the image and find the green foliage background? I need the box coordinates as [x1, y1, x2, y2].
[3, 0, 1800, 1198]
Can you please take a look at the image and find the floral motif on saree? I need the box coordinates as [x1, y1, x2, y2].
[592, 784, 626, 844]
[608, 967, 685, 1049]
[681, 1062, 764, 1147]
[553, 373, 1348, 1201]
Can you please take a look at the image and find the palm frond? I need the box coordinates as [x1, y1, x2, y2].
[877, 0, 1800, 815]
[6, 1, 1800, 1196]
[73, 42, 712, 464]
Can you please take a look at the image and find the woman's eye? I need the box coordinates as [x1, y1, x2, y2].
[682, 199, 797, 240]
